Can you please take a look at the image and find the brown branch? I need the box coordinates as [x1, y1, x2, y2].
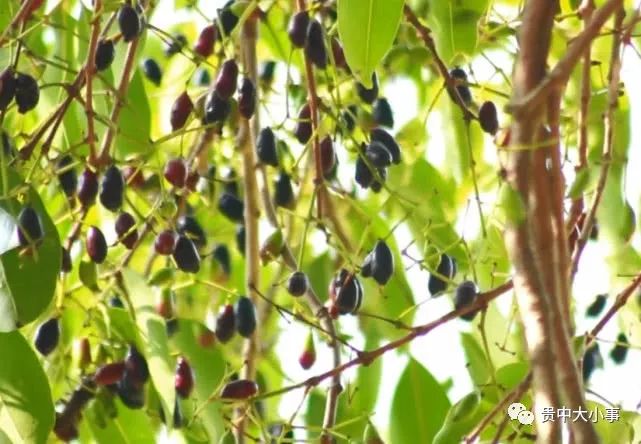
[0, 0, 37, 47]
[252, 281, 513, 402]
[508, 0, 623, 117]
[235, 15, 262, 444]
[85, 0, 102, 166]
[403, 4, 475, 121]
[572, 7, 625, 276]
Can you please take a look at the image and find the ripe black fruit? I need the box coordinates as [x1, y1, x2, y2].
[0, 68, 16, 110]
[175, 356, 194, 398]
[165, 33, 187, 57]
[218, 4, 239, 35]
[333, 269, 363, 315]
[163, 158, 187, 188]
[118, 5, 141, 42]
[479, 101, 499, 135]
[57, 155, 77, 197]
[320, 136, 336, 178]
[220, 379, 258, 399]
[194, 25, 216, 58]
[369, 167, 387, 193]
[204, 91, 231, 124]
[235, 224, 246, 255]
[117, 376, 145, 409]
[235, 296, 257, 338]
[287, 271, 308, 297]
[294, 103, 312, 144]
[15, 73, 39, 113]
[331, 37, 348, 71]
[109, 296, 125, 308]
[215, 59, 238, 100]
[95, 39, 115, 71]
[455, 281, 478, 321]
[155, 230, 176, 255]
[257, 127, 279, 166]
[259, 61, 276, 86]
[586, 294, 607, 317]
[173, 235, 201, 273]
[305, 19, 327, 69]
[582, 343, 600, 382]
[213, 244, 231, 276]
[288, 11, 309, 48]
[368, 240, 394, 285]
[86, 226, 107, 264]
[170, 92, 193, 131]
[17, 206, 44, 247]
[77, 169, 99, 207]
[215, 304, 236, 343]
[177, 215, 207, 248]
[142, 58, 162, 86]
[274, 172, 294, 208]
[223, 168, 239, 197]
[609, 333, 628, 364]
[357, 74, 378, 104]
[372, 98, 394, 128]
[124, 344, 149, 385]
[449, 68, 472, 105]
[428, 254, 455, 296]
[34, 317, 60, 356]
[115, 212, 138, 249]
[355, 155, 373, 189]
[99, 165, 125, 211]
[370, 128, 401, 164]
[342, 105, 357, 133]
[218, 192, 244, 222]
[238, 77, 256, 119]
[365, 141, 392, 167]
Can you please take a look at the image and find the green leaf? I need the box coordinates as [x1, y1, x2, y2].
[567, 166, 592, 199]
[0, 170, 62, 331]
[79, 260, 100, 292]
[114, 70, 153, 157]
[426, 0, 490, 62]
[434, 392, 487, 444]
[0, 331, 55, 444]
[390, 358, 450, 444]
[337, 0, 404, 87]
[461, 333, 489, 386]
[122, 269, 175, 425]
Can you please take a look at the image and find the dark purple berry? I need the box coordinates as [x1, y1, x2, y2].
[368, 240, 394, 285]
[220, 379, 258, 399]
[294, 103, 312, 144]
[34, 317, 60, 356]
[118, 5, 141, 42]
[170, 92, 194, 131]
[319, 136, 336, 177]
[235, 225, 246, 255]
[259, 61, 276, 86]
[610, 333, 628, 364]
[61, 247, 72, 273]
[287, 271, 308, 297]
[288, 11, 309, 48]
[204, 91, 231, 124]
[215, 304, 235, 343]
[142, 58, 162, 86]
[235, 296, 256, 338]
[365, 141, 392, 167]
[86, 226, 108, 264]
[115, 212, 138, 249]
[218, 192, 244, 222]
[305, 19, 327, 69]
[57, 155, 77, 197]
[173, 235, 201, 273]
[455, 281, 478, 321]
[257, 127, 278, 166]
[356, 74, 378, 104]
[213, 244, 231, 276]
[215, 59, 238, 100]
[238, 77, 256, 119]
[331, 37, 348, 71]
[274, 172, 294, 208]
[355, 154, 373, 189]
[586, 294, 607, 317]
[429, 254, 455, 296]
[218, 6, 239, 35]
[77, 169, 99, 207]
[449, 68, 472, 105]
[17, 206, 44, 247]
[175, 356, 194, 398]
[0, 68, 16, 110]
[370, 128, 401, 164]
[95, 39, 115, 71]
[15, 73, 39, 113]
[479, 101, 499, 135]
[177, 215, 206, 248]
[372, 98, 394, 128]
[99, 165, 125, 212]
[165, 33, 187, 57]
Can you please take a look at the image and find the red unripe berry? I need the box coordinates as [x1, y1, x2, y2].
[220, 379, 258, 399]
[115, 212, 138, 249]
[214, 59, 239, 100]
[94, 362, 126, 386]
[164, 158, 187, 188]
[170, 92, 194, 132]
[194, 25, 216, 58]
[155, 230, 177, 255]
[175, 356, 194, 399]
